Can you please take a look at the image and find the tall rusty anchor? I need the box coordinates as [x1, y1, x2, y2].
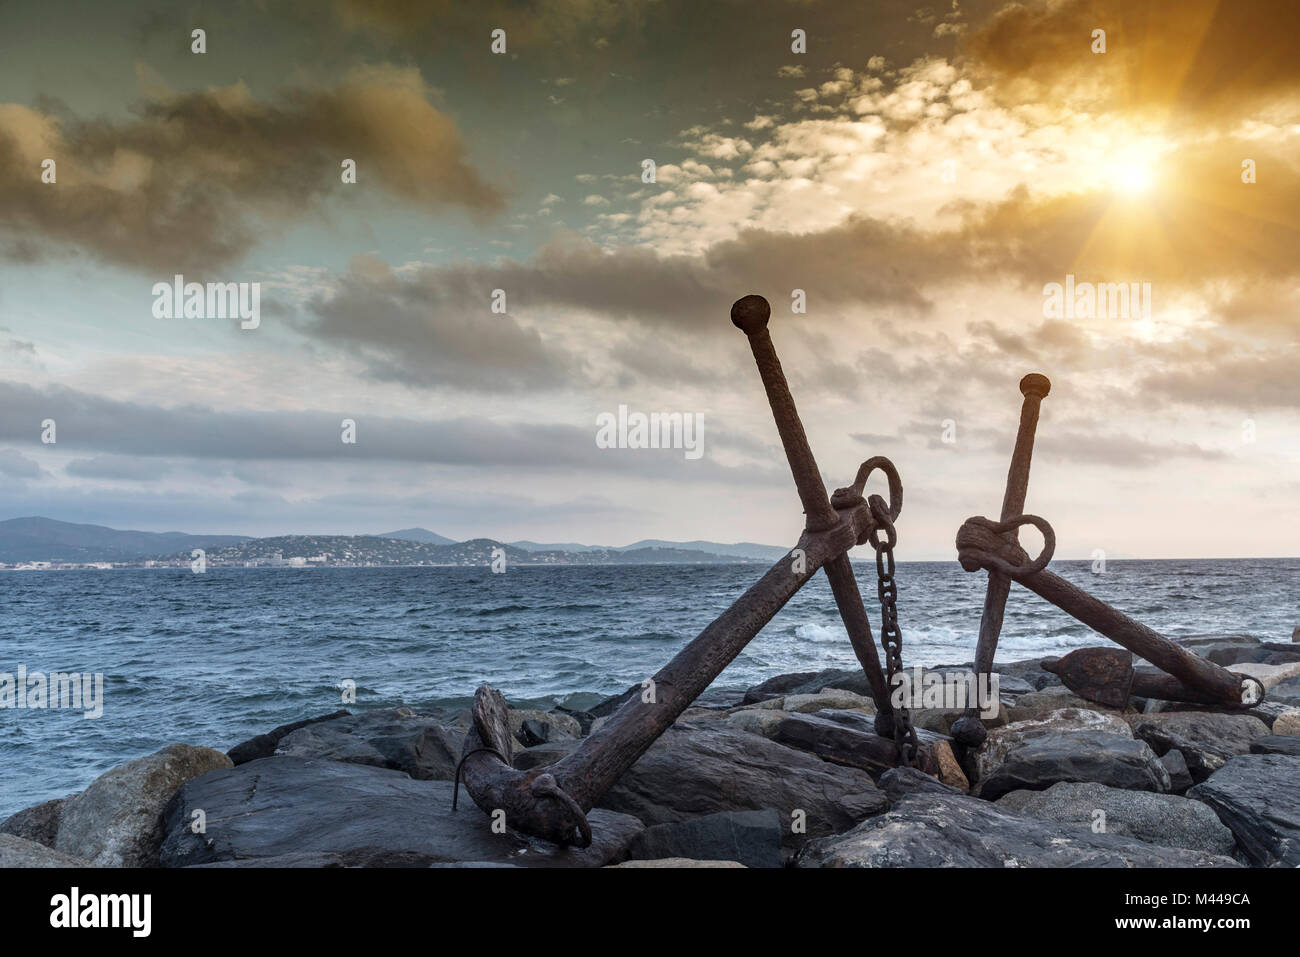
[950, 373, 1265, 747]
[455, 294, 917, 846]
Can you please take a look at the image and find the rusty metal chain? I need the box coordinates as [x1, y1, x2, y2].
[866, 493, 918, 767]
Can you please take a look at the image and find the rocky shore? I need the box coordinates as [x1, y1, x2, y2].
[4, 633, 1299, 868]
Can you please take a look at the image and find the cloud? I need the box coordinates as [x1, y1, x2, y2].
[0, 448, 44, 479]
[0, 65, 503, 272]
[967, 0, 1300, 123]
[0, 380, 779, 484]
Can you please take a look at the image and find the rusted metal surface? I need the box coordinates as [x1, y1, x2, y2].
[950, 374, 1050, 747]
[456, 294, 916, 845]
[952, 386, 1267, 714]
[1043, 647, 1265, 709]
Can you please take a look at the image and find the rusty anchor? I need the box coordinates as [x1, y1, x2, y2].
[949, 373, 1265, 747]
[454, 294, 921, 846]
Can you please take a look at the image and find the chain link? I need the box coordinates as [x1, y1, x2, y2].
[867, 494, 918, 768]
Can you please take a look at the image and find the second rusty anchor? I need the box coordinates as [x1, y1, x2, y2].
[951, 373, 1265, 748]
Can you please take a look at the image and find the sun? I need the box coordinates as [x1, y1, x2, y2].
[1114, 163, 1155, 195]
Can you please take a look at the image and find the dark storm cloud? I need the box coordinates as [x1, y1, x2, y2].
[0, 65, 503, 272]
[967, 0, 1300, 121]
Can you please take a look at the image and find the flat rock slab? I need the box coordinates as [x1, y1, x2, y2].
[626, 809, 782, 869]
[56, 744, 233, 867]
[796, 793, 1240, 868]
[996, 781, 1237, 856]
[275, 708, 467, 781]
[597, 720, 886, 845]
[1188, 754, 1300, 867]
[1130, 713, 1270, 783]
[0, 833, 88, 868]
[977, 731, 1170, 801]
[158, 756, 642, 868]
[1250, 735, 1300, 756]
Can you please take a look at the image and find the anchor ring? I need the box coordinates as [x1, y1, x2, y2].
[831, 455, 903, 522]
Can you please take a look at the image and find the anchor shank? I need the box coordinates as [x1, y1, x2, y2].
[731, 295, 839, 532]
[730, 294, 892, 715]
[954, 374, 1050, 745]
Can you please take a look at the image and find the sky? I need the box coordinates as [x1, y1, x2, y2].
[0, 0, 1297, 559]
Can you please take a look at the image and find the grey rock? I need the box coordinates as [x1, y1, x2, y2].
[0, 797, 67, 849]
[597, 719, 887, 845]
[276, 707, 467, 781]
[743, 668, 870, 704]
[159, 756, 641, 868]
[1160, 749, 1194, 794]
[1174, 634, 1261, 666]
[507, 709, 581, 744]
[878, 766, 964, 805]
[512, 740, 577, 770]
[227, 710, 350, 765]
[0, 833, 88, 868]
[998, 781, 1237, 856]
[1270, 676, 1300, 705]
[55, 744, 233, 867]
[1188, 755, 1300, 867]
[796, 792, 1240, 868]
[1130, 712, 1270, 783]
[1250, 735, 1300, 756]
[977, 731, 1170, 800]
[626, 809, 782, 869]
[772, 709, 954, 775]
[976, 708, 1132, 780]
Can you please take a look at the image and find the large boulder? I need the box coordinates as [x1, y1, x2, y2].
[596, 720, 887, 845]
[976, 708, 1132, 780]
[55, 744, 233, 867]
[625, 810, 782, 869]
[0, 834, 88, 868]
[0, 797, 68, 849]
[796, 792, 1239, 868]
[159, 756, 641, 868]
[997, 782, 1237, 856]
[275, 708, 467, 780]
[977, 731, 1170, 800]
[1129, 713, 1270, 783]
[1187, 754, 1300, 867]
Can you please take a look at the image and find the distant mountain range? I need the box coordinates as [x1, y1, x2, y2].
[0, 517, 250, 563]
[0, 518, 779, 566]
